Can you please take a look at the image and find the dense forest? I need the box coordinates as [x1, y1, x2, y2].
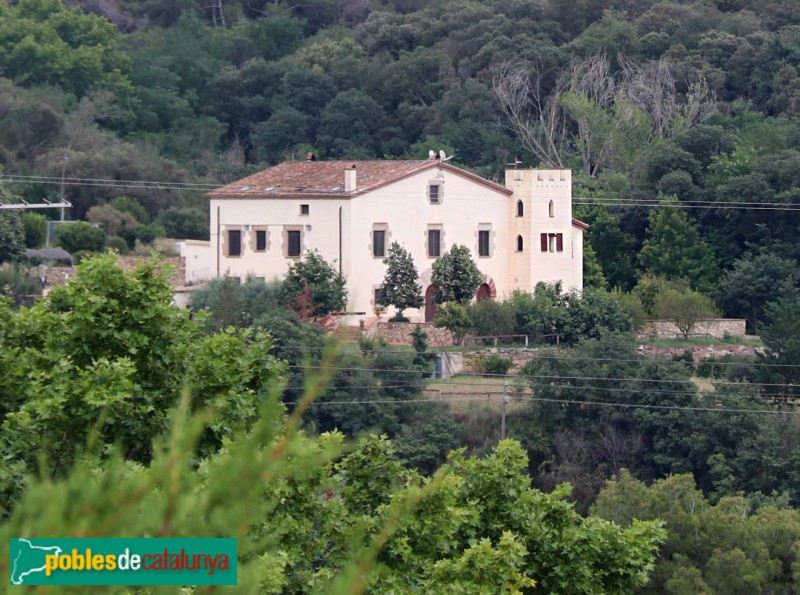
[2, 0, 800, 300]
[5, 0, 800, 591]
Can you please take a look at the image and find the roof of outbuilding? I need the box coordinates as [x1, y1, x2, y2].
[207, 159, 513, 199]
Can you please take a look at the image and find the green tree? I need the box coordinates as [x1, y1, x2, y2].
[377, 242, 424, 319]
[653, 289, 719, 339]
[0, 211, 25, 263]
[758, 288, 800, 402]
[714, 250, 799, 333]
[639, 196, 718, 291]
[0, 0, 134, 101]
[156, 206, 209, 240]
[20, 211, 47, 249]
[653, 288, 720, 339]
[0, 254, 282, 503]
[593, 471, 800, 593]
[433, 302, 473, 345]
[54, 221, 106, 253]
[282, 249, 347, 317]
[86, 204, 138, 237]
[582, 242, 607, 289]
[431, 244, 483, 305]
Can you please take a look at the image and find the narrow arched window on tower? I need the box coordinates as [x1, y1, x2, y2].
[549, 200, 554, 218]
[517, 200, 524, 217]
[516, 235, 523, 252]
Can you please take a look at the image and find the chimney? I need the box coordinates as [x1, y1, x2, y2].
[344, 164, 357, 192]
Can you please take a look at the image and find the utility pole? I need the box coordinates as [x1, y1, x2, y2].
[59, 155, 68, 222]
[501, 380, 509, 439]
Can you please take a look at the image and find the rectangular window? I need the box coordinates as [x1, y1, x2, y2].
[374, 287, 385, 306]
[300, 204, 310, 215]
[287, 230, 301, 257]
[228, 229, 241, 257]
[540, 233, 548, 252]
[428, 229, 441, 257]
[428, 183, 441, 204]
[373, 230, 386, 257]
[478, 230, 490, 257]
[255, 230, 267, 251]
[556, 233, 563, 252]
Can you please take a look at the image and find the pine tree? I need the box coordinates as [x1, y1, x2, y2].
[639, 195, 718, 291]
[377, 242, 424, 318]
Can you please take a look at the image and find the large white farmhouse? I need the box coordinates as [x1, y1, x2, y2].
[208, 155, 586, 321]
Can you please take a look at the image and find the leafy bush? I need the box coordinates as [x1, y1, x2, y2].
[21, 211, 47, 249]
[55, 221, 106, 253]
[106, 235, 128, 253]
[481, 354, 514, 375]
[469, 299, 515, 340]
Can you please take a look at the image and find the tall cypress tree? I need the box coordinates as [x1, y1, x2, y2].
[378, 242, 424, 318]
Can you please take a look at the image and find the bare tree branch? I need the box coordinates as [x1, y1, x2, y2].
[493, 60, 566, 168]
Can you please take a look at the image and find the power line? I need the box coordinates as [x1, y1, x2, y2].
[285, 393, 798, 415]
[275, 345, 793, 369]
[5, 173, 800, 212]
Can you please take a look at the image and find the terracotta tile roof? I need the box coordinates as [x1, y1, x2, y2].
[208, 159, 512, 199]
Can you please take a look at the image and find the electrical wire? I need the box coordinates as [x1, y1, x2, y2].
[284, 393, 798, 415]
[4, 173, 800, 212]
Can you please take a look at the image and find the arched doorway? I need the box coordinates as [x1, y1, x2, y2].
[424, 285, 437, 322]
[475, 283, 491, 302]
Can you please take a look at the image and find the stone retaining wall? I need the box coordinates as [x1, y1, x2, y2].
[637, 318, 746, 340]
[376, 322, 454, 347]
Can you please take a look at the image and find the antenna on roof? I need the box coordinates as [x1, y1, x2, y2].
[439, 150, 453, 162]
[428, 150, 436, 160]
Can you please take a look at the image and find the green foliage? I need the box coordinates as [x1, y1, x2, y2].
[54, 220, 106, 253]
[639, 196, 718, 291]
[0, 266, 41, 305]
[0, 211, 25, 263]
[0, 254, 283, 511]
[20, 211, 47, 249]
[594, 470, 800, 593]
[86, 203, 138, 237]
[377, 242, 424, 317]
[468, 299, 516, 339]
[481, 354, 514, 375]
[106, 235, 128, 253]
[582, 242, 607, 289]
[156, 206, 209, 240]
[0, 0, 134, 101]
[509, 284, 635, 346]
[133, 222, 166, 244]
[430, 244, 483, 305]
[653, 288, 720, 339]
[282, 250, 347, 317]
[632, 275, 690, 316]
[433, 302, 472, 345]
[758, 288, 800, 401]
[715, 250, 799, 333]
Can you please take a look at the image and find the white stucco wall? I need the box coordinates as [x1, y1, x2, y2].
[209, 197, 351, 284]
[178, 240, 212, 285]
[211, 165, 584, 320]
[346, 166, 512, 318]
[504, 169, 582, 292]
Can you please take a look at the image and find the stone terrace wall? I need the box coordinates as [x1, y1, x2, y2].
[638, 318, 746, 340]
[376, 322, 454, 347]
